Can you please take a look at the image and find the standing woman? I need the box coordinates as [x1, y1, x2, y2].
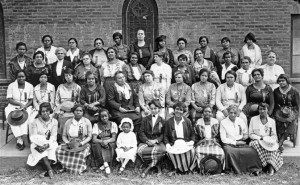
[9, 42, 32, 82]
[36, 35, 57, 65]
[80, 71, 106, 124]
[130, 29, 153, 69]
[56, 104, 92, 175]
[249, 103, 283, 175]
[173, 37, 194, 67]
[65, 38, 84, 67]
[236, 56, 254, 88]
[89, 38, 108, 68]
[260, 50, 285, 90]
[99, 47, 126, 91]
[27, 51, 52, 87]
[5, 70, 34, 150]
[273, 74, 299, 148]
[240, 32, 262, 68]
[154, 35, 174, 67]
[220, 51, 238, 83]
[112, 32, 130, 62]
[74, 52, 99, 87]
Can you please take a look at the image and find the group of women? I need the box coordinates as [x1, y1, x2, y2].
[5, 31, 299, 179]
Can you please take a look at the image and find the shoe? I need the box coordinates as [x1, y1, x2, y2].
[252, 171, 260, 176]
[105, 166, 111, 176]
[96, 165, 105, 173]
[48, 170, 54, 179]
[168, 171, 176, 177]
[19, 143, 25, 151]
[16, 143, 24, 150]
[57, 168, 66, 174]
[118, 167, 124, 175]
[39, 171, 47, 178]
[269, 166, 275, 176]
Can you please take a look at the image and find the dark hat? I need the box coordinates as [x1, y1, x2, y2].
[274, 107, 298, 123]
[7, 109, 29, 126]
[61, 140, 88, 153]
[200, 155, 222, 175]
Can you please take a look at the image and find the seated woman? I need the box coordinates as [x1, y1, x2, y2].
[74, 52, 99, 87]
[260, 50, 285, 90]
[90, 109, 118, 175]
[249, 103, 283, 176]
[138, 99, 166, 178]
[164, 102, 195, 176]
[216, 70, 247, 124]
[236, 56, 254, 89]
[124, 52, 146, 93]
[55, 68, 81, 136]
[150, 51, 172, 94]
[80, 71, 106, 124]
[191, 106, 224, 174]
[27, 103, 58, 179]
[173, 37, 194, 67]
[240, 32, 262, 68]
[107, 71, 142, 132]
[220, 105, 262, 174]
[5, 70, 34, 150]
[27, 51, 52, 87]
[243, 68, 274, 121]
[220, 51, 238, 83]
[166, 71, 191, 120]
[154, 35, 174, 66]
[138, 70, 165, 118]
[190, 68, 216, 123]
[171, 54, 195, 86]
[273, 74, 299, 148]
[56, 104, 92, 175]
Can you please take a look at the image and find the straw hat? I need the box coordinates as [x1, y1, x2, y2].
[168, 139, 194, 154]
[274, 107, 298, 123]
[200, 155, 222, 175]
[61, 140, 88, 153]
[258, 136, 279, 151]
[7, 109, 28, 126]
[60, 101, 75, 112]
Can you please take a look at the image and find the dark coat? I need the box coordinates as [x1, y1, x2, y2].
[138, 115, 165, 143]
[8, 55, 32, 82]
[50, 60, 73, 89]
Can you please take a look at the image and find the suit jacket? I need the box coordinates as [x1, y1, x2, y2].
[138, 115, 165, 143]
[164, 116, 195, 145]
[50, 60, 73, 89]
[8, 55, 32, 82]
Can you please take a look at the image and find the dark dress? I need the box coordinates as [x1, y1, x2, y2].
[198, 46, 222, 78]
[130, 41, 153, 69]
[8, 55, 32, 82]
[50, 60, 73, 89]
[27, 64, 52, 87]
[154, 48, 175, 67]
[171, 65, 196, 86]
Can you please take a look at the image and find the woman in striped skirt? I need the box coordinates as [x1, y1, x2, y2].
[138, 99, 166, 178]
[164, 102, 195, 176]
[191, 106, 224, 174]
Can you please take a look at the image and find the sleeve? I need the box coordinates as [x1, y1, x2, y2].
[8, 62, 16, 82]
[159, 85, 165, 108]
[249, 117, 261, 140]
[50, 119, 58, 142]
[107, 86, 121, 110]
[241, 118, 249, 140]
[31, 119, 38, 136]
[138, 118, 149, 143]
[33, 90, 39, 110]
[138, 85, 146, 110]
[220, 121, 236, 145]
[293, 88, 300, 111]
[190, 84, 196, 105]
[92, 124, 99, 135]
[130, 132, 138, 148]
[163, 121, 171, 145]
[256, 46, 262, 67]
[98, 85, 106, 107]
[216, 85, 226, 111]
[131, 84, 140, 108]
[267, 86, 274, 115]
[80, 87, 87, 105]
[270, 118, 278, 141]
[188, 51, 194, 66]
[86, 119, 93, 138]
[55, 85, 61, 108]
[245, 85, 251, 103]
[6, 83, 13, 99]
[157, 118, 165, 143]
[238, 85, 246, 110]
[50, 85, 56, 109]
[165, 86, 173, 107]
[210, 84, 216, 106]
[116, 133, 123, 148]
[184, 86, 192, 107]
[99, 66, 104, 84]
[28, 84, 34, 99]
[168, 49, 175, 67]
[111, 122, 118, 134]
[166, 65, 172, 88]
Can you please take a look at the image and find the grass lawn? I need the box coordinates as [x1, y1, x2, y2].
[0, 162, 299, 185]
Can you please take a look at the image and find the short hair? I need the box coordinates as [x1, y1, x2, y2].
[258, 102, 269, 110]
[225, 70, 237, 80]
[221, 37, 230, 43]
[177, 37, 187, 45]
[173, 101, 186, 110]
[15, 42, 27, 51]
[41, 35, 53, 44]
[203, 105, 212, 112]
[266, 50, 277, 57]
[113, 32, 123, 40]
[153, 51, 164, 58]
[38, 102, 53, 115]
[63, 68, 74, 75]
[106, 46, 118, 57]
[114, 71, 125, 80]
[55, 47, 67, 55]
[33, 51, 45, 60]
[251, 68, 264, 77]
[177, 54, 188, 61]
[155, 35, 167, 49]
[129, 52, 138, 59]
[98, 108, 110, 120]
[142, 70, 154, 78]
[222, 51, 233, 59]
[94, 38, 104, 47]
[199, 68, 210, 78]
[16, 69, 27, 79]
[244, 32, 256, 43]
[71, 104, 86, 115]
[227, 104, 238, 112]
[38, 70, 49, 79]
[148, 99, 162, 108]
[193, 48, 203, 59]
[174, 70, 187, 82]
[242, 56, 252, 64]
[137, 29, 145, 34]
[85, 70, 99, 83]
[81, 52, 92, 59]
[68, 38, 78, 47]
[199, 36, 209, 44]
[277, 74, 291, 84]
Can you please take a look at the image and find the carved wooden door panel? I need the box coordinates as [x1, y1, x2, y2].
[123, 0, 158, 46]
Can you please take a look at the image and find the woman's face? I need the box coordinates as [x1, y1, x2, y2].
[154, 55, 162, 63]
[222, 40, 230, 49]
[114, 36, 121, 45]
[34, 54, 44, 64]
[82, 55, 91, 65]
[137, 30, 145, 41]
[17, 46, 26, 56]
[253, 71, 262, 82]
[246, 39, 253, 47]
[56, 50, 65, 60]
[39, 75, 48, 84]
[199, 38, 208, 48]
[107, 49, 116, 60]
[121, 123, 131, 133]
[17, 72, 26, 85]
[175, 74, 184, 84]
[195, 50, 204, 60]
[144, 73, 153, 83]
[241, 59, 250, 70]
[200, 72, 208, 82]
[87, 74, 96, 86]
[149, 104, 160, 115]
[267, 52, 276, 66]
[228, 108, 237, 121]
[226, 73, 235, 86]
[74, 106, 84, 119]
[224, 54, 232, 64]
[68, 39, 77, 49]
[174, 106, 184, 118]
[100, 111, 109, 123]
[278, 78, 288, 88]
[178, 58, 188, 65]
[116, 73, 125, 86]
[258, 106, 268, 117]
[159, 40, 166, 48]
[95, 39, 103, 50]
[43, 37, 52, 48]
[64, 73, 73, 83]
[203, 107, 212, 119]
[177, 40, 186, 50]
[130, 54, 138, 65]
[40, 107, 50, 120]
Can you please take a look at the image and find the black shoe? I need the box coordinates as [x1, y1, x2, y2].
[17, 143, 25, 150]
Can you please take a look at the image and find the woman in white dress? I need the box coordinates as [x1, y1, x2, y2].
[240, 32, 262, 68]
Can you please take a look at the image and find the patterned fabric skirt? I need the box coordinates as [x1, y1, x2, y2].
[190, 140, 224, 170]
[90, 142, 116, 167]
[250, 140, 283, 171]
[56, 144, 91, 174]
[167, 148, 195, 172]
[137, 142, 166, 167]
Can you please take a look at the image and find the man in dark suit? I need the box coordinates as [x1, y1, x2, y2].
[50, 47, 73, 89]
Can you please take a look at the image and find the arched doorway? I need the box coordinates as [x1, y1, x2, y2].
[0, 2, 6, 78]
[122, 0, 158, 47]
